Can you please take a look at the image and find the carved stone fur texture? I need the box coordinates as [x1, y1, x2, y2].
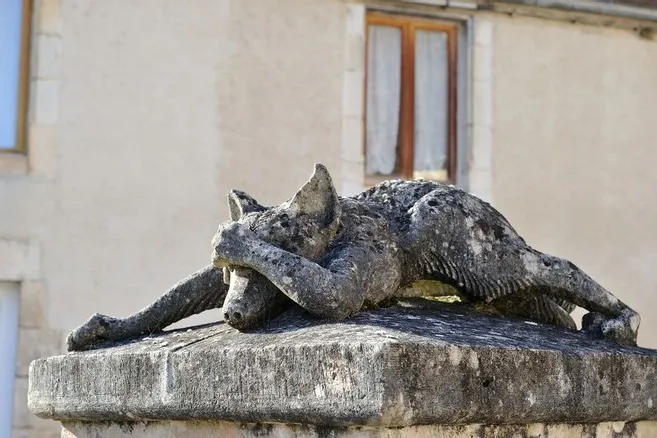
[67, 164, 640, 351]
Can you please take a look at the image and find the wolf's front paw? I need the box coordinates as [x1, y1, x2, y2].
[582, 310, 639, 347]
[582, 311, 606, 334]
[66, 313, 120, 351]
[212, 222, 257, 267]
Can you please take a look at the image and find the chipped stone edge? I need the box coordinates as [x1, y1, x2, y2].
[28, 335, 657, 427]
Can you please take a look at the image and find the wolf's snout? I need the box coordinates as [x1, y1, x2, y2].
[223, 299, 251, 329]
[223, 310, 242, 324]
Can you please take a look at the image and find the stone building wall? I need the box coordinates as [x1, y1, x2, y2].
[3, 0, 657, 436]
[3, 1, 346, 436]
[490, 12, 657, 346]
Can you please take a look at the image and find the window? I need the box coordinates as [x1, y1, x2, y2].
[0, 282, 20, 436]
[365, 12, 459, 183]
[0, 0, 31, 152]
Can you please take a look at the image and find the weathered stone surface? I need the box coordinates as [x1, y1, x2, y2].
[70, 164, 642, 353]
[29, 300, 657, 427]
[60, 419, 657, 438]
[483, 0, 657, 22]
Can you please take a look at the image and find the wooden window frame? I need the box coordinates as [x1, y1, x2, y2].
[2, 0, 33, 153]
[364, 12, 459, 184]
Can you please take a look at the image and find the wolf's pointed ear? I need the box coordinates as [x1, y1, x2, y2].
[288, 163, 341, 231]
[227, 190, 264, 221]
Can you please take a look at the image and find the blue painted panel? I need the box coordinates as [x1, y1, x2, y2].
[0, 0, 24, 149]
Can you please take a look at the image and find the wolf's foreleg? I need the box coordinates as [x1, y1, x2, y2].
[213, 223, 389, 320]
[67, 265, 227, 351]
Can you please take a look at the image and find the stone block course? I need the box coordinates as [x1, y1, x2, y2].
[57, 420, 657, 438]
[17, 328, 62, 377]
[19, 281, 46, 328]
[37, 0, 63, 36]
[28, 124, 58, 179]
[0, 239, 41, 281]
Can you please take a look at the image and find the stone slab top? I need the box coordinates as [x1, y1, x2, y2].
[28, 300, 657, 427]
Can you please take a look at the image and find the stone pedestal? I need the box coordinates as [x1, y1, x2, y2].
[28, 300, 657, 437]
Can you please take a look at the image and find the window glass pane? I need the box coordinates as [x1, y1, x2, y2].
[0, 282, 20, 438]
[366, 24, 402, 176]
[413, 29, 449, 181]
[0, 0, 24, 149]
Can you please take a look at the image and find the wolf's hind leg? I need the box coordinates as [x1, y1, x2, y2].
[67, 265, 227, 351]
[538, 256, 639, 346]
[488, 292, 576, 330]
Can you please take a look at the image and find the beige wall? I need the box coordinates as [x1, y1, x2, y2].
[51, 0, 344, 330]
[491, 14, 657, 347]
[5, 1, 657, 436]
[2, 0, 345, 436]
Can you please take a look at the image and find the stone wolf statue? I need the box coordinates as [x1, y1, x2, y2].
[67, 164, 640, 351]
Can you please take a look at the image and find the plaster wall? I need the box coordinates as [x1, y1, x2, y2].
[1, 0, 345, 436]
[491, 14, 657, 347]
[0, 0, 345, 334]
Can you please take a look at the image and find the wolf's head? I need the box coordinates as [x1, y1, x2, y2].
[212, 163, 342, 330]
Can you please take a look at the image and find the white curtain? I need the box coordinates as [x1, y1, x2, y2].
[414, 30, 449, 174]
[366, 25, 402, 176]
